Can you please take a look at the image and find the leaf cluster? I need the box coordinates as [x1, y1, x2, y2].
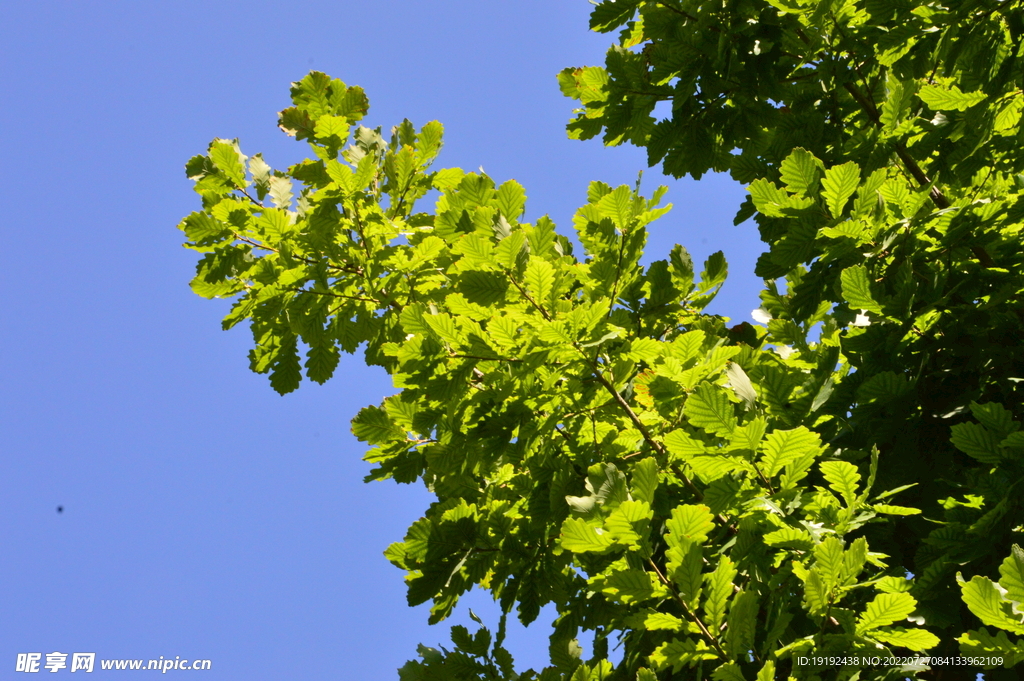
[177, 0, 1024, 677]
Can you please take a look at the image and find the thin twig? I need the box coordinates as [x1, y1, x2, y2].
[648, 558, 729, 659]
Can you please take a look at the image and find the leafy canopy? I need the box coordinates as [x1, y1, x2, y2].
[178, 1, 1024, 679]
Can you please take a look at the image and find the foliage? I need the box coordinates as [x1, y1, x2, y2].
[177, 0, 1024, 678]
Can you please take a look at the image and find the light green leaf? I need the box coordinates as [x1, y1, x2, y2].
[631, 457, 659, 504]
[814, 537, 845, 590]
[600, 569, 664, 603]
[725, 590, 759, 660]
[840, 264, 882, 314]
[495, 231, 527, 269]
[495, 179, 527, 221]
[803, 568, 828, 615]
[665, 504, 715, 546]
[760, 427, 822, 478]
[664, 429, 706, 459]
[604, 499, 652, 547]
[314, 114, 350, 142]
[712, 662, 747, 681]
[454, 234, 497, 268]
[843, 537, 869, 582]
[748, 178, 791, 217]
[560, 517, 614, 553]
[779, 147, 823, 197]
[919, 84, 987, 111]
[763, 526, 814, 551]
[684, 383, 737, 437]
[648, 638, 717, 672]
[642, 612, 685, 631]
[597, 185, 633, 229]
[958, 627, 1024, 666]
[703, 555, 736, 630]
[352, 405, 403, 444]
[821, 162, 861, 218]
[269, 175, 293, 209]
[820, 461, 861, 507]
[871, 627, 941, 651]
[856, 592, 917, 633]
[961, 575, 1024, 634]
[873, 504, 921, 515]
[999, 545, 1024, 607]
[209, 139, 247, 187]
[525, 258, 555, 308]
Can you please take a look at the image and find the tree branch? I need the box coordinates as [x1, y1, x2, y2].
[648, 558, 728, 659]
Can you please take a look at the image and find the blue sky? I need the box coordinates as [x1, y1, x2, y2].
[0, 2, 761, 678]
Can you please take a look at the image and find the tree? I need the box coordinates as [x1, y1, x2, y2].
[176, 1, 1024, 678]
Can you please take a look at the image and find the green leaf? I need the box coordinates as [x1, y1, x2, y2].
[631, 457, 659, 504]
[209, 139, 247, 187]
[969, 402, 1017, 438]
[684, 383, 737, 437]
[779, 148, 823, 197]
[763, 527, 814, 551]
[856, 592, 917, 633]
[760, 427, 822, 478]
[802, 569, 828, 616]
[597, 185, 633, 229]
[998, 545, 1024, 606]
[589, 0, 641, 33]
[641, 612, 685, 631]
[494, 232, 526, 271]
[814, 537, 845, 590]
[919, 84, 987, 111]
[725, 590, 759, 660]
[648, 638, 717, 672]
[600, 569, 664, 603]
[821, 162, 861, 218]
[604, 499, 652, 547]
[458, 271, 508, 306]
[871, 627, 941, 651]
[665, 504, 714, 546]
[664, 429, 706, 459]
[872, 504, 920, 516]
[306, 343, 339, 384]
[951, 423, 1003, 464]
[180, 212, 232, 246]
[961, 575, 1024, 634]
[820, 461, 861, 507]
[840, 264, 883, 314]
[692, 251, 727, 307]
[269, 175, 293, 209]
[525, 258, 555, 308]
[248, 154, 272, 199]
[560, 517, 614, 553]
[703, 555, 736, 630]
[748, 178, 791, 217]
[352, 405, 403, 445]
[495, 180, 527, 221]
[844, 537, 868, 581]
[958, 627, 1024, 666]
[314, 114, 350, 142]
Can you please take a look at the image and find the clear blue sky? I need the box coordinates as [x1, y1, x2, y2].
[0, 2, 760, 678]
